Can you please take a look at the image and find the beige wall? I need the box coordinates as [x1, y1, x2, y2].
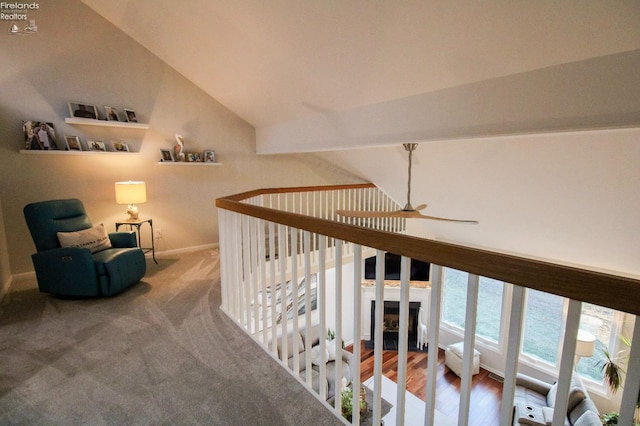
[0, 0, 362, 274]
[0, 199, 10, 295]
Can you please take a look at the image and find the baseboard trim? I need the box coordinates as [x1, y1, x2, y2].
[0, 275, 12, 303]
[7, 243, 220, 287]
[153, 243, 218, 259]
[10, 271, 35, 281]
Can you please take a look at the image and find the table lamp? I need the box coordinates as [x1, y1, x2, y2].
[115, 181, 146, 221]
[575, 329, 596, 370]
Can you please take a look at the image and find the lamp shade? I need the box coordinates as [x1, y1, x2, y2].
[115, 181, 147, 205]
[576, 329, 596, 358]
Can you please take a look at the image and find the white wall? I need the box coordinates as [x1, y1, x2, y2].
[317, 128, 640, 278]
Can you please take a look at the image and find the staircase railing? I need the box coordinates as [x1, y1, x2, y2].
[216, 183, 640, 426]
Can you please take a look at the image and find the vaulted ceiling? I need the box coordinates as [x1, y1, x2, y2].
[81, 0, 640, 149]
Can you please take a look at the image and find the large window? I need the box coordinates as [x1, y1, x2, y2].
[443, 268, 620, 386]
[442, 268, 504, 343]
[522, 289, 564, 364]
[522, 291, 615, 384]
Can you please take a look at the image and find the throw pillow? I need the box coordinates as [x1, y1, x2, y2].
[310, 345, 329, 366]
[57, 223, 112, 253]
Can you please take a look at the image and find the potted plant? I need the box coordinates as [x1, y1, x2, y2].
[598, 336, 639, 425]
[340, 386, 368, 422]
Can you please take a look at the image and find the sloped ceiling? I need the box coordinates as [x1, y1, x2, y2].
[81, 0, 640, 135]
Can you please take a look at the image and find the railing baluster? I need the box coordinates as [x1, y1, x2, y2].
[278, 224, 288, 362]
[230, 212, 240, 321]
[250, 216, 259, 335]
[619, 315, 640, 425]
[395, 255, 411, 426]
[258, 219, 268, 345]
[352, 244, 363, 426]
[318, 235, 327, 400]
[552, 299, 582, 425]
[334, 239, 344, 411]
[458, 273, 479, 426]
[500, 284, 526, 425]
[290, 228, 300, 375]
[303, 231, 313, 388]
[269, 221, 278, 356]
[241, 215, 251, 330]
[425, 264, 442, 426]
[372, 250, 385, 425]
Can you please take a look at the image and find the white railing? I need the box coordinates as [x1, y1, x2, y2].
[217, 184, 640, 426]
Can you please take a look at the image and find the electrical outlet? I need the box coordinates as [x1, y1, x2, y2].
[156, 228, 162, 238]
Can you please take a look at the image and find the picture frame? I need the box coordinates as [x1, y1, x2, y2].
[88, 139, 106, 152]
[186, 152, 202, 162]
[68, 102, 98, 120]
[124, 108, 138, 123]
[160, 149, 174, 162]
[104, 106, 120, 122]
[64, 135, 82, 151]
[112, 140, 129, 152]
[203, 150, 215, 163]
[23, 120, 58, 150]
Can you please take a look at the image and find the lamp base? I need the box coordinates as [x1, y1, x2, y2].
[126, 204, 139, 221]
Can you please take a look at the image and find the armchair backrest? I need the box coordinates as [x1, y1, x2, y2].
[24, 199, 93, 252]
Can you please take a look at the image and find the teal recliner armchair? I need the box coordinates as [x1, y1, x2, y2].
[24, 199, 146, 297]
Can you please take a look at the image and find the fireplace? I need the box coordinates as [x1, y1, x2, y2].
[366, 301, 422, 351]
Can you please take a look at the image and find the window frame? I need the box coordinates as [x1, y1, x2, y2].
[440, 267, 507, 353]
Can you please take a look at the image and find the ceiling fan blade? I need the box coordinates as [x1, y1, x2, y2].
[336, 209, 407, 218]
[415, 212, 478, 224]
[412, 204, 427, 211]
[337, 208, 478, 223]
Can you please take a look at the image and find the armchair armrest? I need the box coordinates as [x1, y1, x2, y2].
[340, 349, 353, 364]
[516, 373, 554, 396]
[31, 247, 99, 296]
[109, 231, 137, 248]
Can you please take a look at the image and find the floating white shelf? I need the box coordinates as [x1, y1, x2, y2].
[65, 117, 149, 129]
[157, 162, 222, 166]
[20, 150, 138, 156]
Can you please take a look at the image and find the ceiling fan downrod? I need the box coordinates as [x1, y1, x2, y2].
[403, 143, 418, 212]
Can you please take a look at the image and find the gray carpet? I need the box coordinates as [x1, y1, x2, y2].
[0, 249, 343, 425]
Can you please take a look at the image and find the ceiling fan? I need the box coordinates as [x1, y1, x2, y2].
[336, 143, 479, 224]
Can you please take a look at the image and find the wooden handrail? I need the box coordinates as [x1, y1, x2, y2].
[216, 185, 640, 316]
[221, 183, 376, 202]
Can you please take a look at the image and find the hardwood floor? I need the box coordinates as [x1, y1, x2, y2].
[348, 342, 504, 426]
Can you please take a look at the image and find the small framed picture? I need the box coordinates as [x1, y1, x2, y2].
[186, 152, 202, 162]
[124, 108, 138, 123]
[64, 135, 82, 151]
[203, 150, 215, 163]
[23, 120, 59, 150]
[112, 140, 129, 152]
[88, 139, 106, 152]
[160, 149, 174, 162]
[104, 106, 120, 122]
[68, 102, 98, 120]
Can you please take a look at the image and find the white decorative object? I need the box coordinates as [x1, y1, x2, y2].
[174, 134, 185, 161]
[417, 307, 427, 350]
[444, 342, 480, 377]
[57, 223, 112, 253]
